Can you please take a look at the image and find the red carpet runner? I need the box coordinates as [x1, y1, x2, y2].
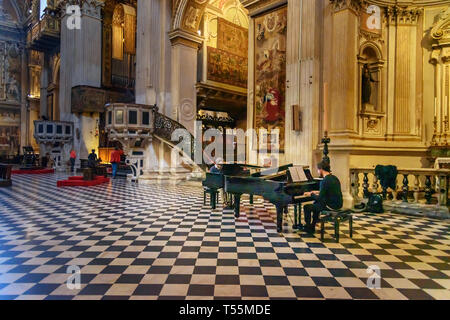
[12, 169, 55, 175]
[57, 176, 110, 187]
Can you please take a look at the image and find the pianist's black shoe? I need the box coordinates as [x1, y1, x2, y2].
[304, 224, 316, 234]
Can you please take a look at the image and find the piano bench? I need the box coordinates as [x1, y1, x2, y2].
[203, 187, 219, 209]
[319, 209, 353, 243]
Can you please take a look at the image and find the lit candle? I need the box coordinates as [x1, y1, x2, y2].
[435, 97, 438, 118]
[445, 96, 448, 118]
[324, 82, 329, 134]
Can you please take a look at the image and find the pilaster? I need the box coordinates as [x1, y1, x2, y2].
[169, 29, 203, 134]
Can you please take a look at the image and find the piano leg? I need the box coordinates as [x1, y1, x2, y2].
[276, 204, 284, 233]
[293, 205, 299, 230]
[234, 194, 241, 218]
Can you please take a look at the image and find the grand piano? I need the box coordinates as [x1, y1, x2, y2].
[202, 163, 294, 209]
[202, 163, 264, 209]
[224, 166, 321, 233]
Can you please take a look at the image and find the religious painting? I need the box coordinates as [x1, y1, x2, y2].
[0, 42, 21, 103]
[207, 47, 248, 88]
[217, 18, 248, 58]
[254, 6, 287, 152]
[0, 110, 20, 156]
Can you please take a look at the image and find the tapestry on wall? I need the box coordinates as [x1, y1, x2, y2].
[254, 6, 287, 152]
[217, 17, 248, 58]
[207, 47, 248, 88]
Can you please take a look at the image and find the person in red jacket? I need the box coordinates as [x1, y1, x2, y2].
[110, 147, 121, 179]
[69, 149, 76, 173]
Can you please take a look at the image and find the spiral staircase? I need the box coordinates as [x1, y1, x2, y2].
[105, 103, 205, 184]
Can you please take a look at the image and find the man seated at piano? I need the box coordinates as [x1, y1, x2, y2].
[303, 160, 343, 234]
[210, 157, 223, 174]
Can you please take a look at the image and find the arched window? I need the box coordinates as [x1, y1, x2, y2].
[39, 0, 47, 20]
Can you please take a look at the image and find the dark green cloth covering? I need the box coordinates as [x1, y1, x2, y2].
[375, 165, 398, 190]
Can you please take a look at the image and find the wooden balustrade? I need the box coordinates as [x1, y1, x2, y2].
[350, 167, 450, 207]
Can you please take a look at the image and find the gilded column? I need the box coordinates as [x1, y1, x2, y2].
[430, 7, 450, 146]
[386, 6, 422, 137]
[329, 0, 361, 136]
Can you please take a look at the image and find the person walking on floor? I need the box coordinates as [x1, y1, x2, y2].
[69, 149, 76, 173]
[110, 147, 121, 179]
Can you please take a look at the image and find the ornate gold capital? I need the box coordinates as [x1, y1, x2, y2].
[330, 0, 367, 15]
[385, 6, 422, 26]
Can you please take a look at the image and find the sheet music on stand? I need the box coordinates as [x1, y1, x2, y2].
[289, 166, 309, 182]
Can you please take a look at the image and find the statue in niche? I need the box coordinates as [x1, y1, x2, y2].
[361, 64, 378, 109]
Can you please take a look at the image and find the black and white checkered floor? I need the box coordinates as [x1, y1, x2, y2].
[0, 173, 449, 300]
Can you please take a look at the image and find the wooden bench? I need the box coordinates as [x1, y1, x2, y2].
[0, 164, 12, 187]
[319, 209, 354, 243]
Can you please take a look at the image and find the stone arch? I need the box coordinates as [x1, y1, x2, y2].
[172, 0, 209, 33]
[6, 0, 26, 23]
[359, 41, 383, 62]
[358, 41, 385, 112]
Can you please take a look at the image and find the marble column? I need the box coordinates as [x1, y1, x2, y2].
[168, 29, 203, 135]
[135, 0, 173, 175]
[20, 47, 28, 150]
[328, 0, 362, 207]
[329, 0, 359, 137]
[39, 52, 48, 118]
[285, 0, 323, 167]
[59, 0, 103, 163]
[136, 0, 158, 106]
[135, 0, 172, 113]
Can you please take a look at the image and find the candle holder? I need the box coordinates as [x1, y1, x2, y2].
[444, 116, 449, 146]
[322, 131, 331, 164]
[431, 116, 438, 146]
